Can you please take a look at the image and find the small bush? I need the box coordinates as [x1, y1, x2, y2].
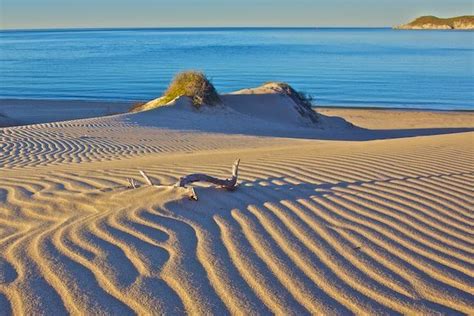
[264, 82, 315, 110]
[129, 71, 221, 112]
[162, 71, 221, 108]
[263, 82, 318, 123]
[295, 91, 314, 110]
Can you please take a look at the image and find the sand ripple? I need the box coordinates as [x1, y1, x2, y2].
[1, 125, 473, 314]
[0, 115, 280, 169]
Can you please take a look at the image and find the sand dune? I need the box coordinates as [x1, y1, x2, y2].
[1, 95, 473, 314]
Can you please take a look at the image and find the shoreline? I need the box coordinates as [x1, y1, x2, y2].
[316, 105, 474, 113]
[1, 98, 473, 129]
[1, 98, 472, 112]
[1, 98, 472, 128]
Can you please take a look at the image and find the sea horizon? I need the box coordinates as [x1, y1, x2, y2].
[1, 26, 396, 32]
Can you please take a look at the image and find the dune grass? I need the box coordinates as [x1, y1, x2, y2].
[161, 71, 221, 107]
[264, 82, 315, 109]
[263, 82, 319, 123]
[130, 71, 220, 112]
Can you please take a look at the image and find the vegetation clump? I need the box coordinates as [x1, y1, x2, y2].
[130, 71, 221, 112]
[163, 71, 221, 107]
[263, 82, 319, 123]
[269, 82, 314, 108]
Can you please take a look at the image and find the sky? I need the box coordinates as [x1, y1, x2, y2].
[0, 0, 473, 29]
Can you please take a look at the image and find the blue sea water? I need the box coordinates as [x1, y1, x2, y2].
[0, 28, 473, 110]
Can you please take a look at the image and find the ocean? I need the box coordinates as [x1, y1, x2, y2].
[0, 28, 473, 110]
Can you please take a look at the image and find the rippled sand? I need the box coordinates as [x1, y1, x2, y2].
[1, 103, 473, 315]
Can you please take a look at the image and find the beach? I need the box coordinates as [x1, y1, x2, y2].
[1, 93, 473, 314]
[0, 99, 131, 127]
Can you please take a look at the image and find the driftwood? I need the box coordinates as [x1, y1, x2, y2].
[133, 159, 240, 201]
[176, 159, 240, 191]
[139, 170, 154, 186]
[128, 178, 139, 189]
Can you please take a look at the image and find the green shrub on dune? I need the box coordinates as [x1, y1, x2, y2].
[162, 71, 221, 107]
[130, 71, 221, 112]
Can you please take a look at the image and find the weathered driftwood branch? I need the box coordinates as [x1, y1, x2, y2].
[136, 170, 198, 200]
[176, 159, 240, 191]
[128, 178, 138, 189]
[130, 159, 240, 201]
[139, 170, 154, 186]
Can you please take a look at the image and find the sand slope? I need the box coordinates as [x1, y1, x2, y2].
[0, 99, 473, 315]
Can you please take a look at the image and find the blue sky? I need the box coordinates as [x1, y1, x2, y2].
[1, 0, 473, 29]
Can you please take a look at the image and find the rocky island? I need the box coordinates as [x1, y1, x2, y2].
[395, 15, 474, 30]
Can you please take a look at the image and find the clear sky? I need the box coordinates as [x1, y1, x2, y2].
[0, 0, 473, 29]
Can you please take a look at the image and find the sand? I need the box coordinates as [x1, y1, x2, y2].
[0, 93, 473, 315]
[0, 99, 131, 127]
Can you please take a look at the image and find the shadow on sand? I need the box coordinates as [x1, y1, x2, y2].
[132, 107, 474, 141]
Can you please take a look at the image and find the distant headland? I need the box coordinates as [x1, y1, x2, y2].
[394, 15, 474, 30]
